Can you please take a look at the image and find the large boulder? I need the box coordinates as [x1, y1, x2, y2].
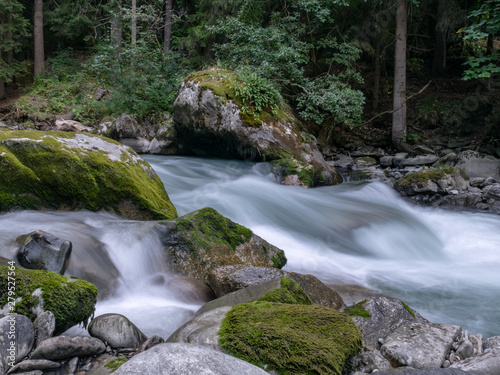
[375, 369, 477, 375]
[156, 208, 286, 282]
[88, 314, 148, 349]
[30, 335, 106, 360]
[450, 349, 500, 375]
[113, 343, 269, 375]
[16, 230, 72, 274]
[0, 130, 177, 220]
[172, 69, 342, 187]
[380, 322, 461, 369]
[0, 266, 97, 334]
[207, 265, 344, 309]
[454, 150, 500, 180]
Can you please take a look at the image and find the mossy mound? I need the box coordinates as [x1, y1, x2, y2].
[258, 277, 312, 305]
[158, 208, 287, 282]
[219, 301, 362, 375]
[344, 300, 372, 318]
[0, 130, 177, 220]
[0, 266, 97, 334]
[395, 166, 467, 187]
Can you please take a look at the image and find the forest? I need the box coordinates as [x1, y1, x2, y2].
[0, 0, 499, 154]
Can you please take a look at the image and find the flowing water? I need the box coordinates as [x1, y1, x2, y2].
[1, 155, 499, 339]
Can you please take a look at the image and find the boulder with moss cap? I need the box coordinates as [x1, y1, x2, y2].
[172, 69, 342, 187]
[0, 130, 177, 220]
[156, 207, 286, 282]
[0, 266, 97, 334]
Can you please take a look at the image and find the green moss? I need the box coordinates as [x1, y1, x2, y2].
[0, 266, 97, 334]
[401, 301, 415, 317]
[344, 300, 371, 319]
[0, 130, 177, 220]
[271, 251, 287, 269]
[270, 158, 316, 187]
[219, 301, 362, 375]
[104, 358, 128, 372]
[176, 207, 253, 251]
[258, 277, 312, 305]
[396, 166, 456, 187]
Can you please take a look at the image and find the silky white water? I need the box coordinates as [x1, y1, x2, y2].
[145, 155, 500, 338]
[1, 155, 499, 339]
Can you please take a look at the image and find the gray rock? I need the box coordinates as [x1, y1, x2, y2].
[333, 154, 354, 168]
[6, 359, 60, 373]
[16, 230, 72, 274]
[88, 314, 147, 349]
[33, 311, 55, 346]
[380, 156, 394, 167]
[113, 343, 269, 375]
[469, 333, 483, 355]
[455, 151, 500, 180]
[53, 120, 92, 133]
[393, 153, 410, 167]
[353, 348, 392, 373]
[483, 183, 500, 200]
[136, 335, 165, 354]
[470, 177, 485, 187]
[483, 336, 500, 351]
[355, 157, 377, 167]
[167, 306, 231, 349]
[0, 314, 35, 369]
[380, 322, 461, 369]
[450, 348, 500, 375]
[350, 297, 423, 349]
[30, 336, 105, 360]
[207, 265, 344, 309]
[481, 177, 497, 187]
[61, 357, 79, 375]
[10, 371, 43, 375]
[402, 155, 439, 166]
[82, 354, 119, 375]
[456, 338, 474, 360]
[376, 369, 476, 375]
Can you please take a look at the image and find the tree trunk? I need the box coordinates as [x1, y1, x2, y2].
[0, 80, 5, 100]
[432, 0, 447, 76]
[373, 37, 382, 111]
[487, 34, 494, 55]
[164, 0, 172, 53]
[131, 0, 137, 45]
[392, 0, 411, 152]
[34, 0, 45, 76]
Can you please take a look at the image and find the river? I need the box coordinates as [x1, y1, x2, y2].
[0, 155, 499, 339]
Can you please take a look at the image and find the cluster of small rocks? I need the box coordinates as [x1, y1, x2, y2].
[331, 148, 500, 213]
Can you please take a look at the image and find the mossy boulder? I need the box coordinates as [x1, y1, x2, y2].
[395, 166, 469, 197]
[0, 130, 177, 220]
[157, 207, 286, 282]
[0, 266, 97, 334]
[219, 301, 362, 375]
[172, 68, 342, 187]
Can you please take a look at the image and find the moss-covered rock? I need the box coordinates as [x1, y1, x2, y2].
[0, 266, 97, 334]
[395, 166, 469, 197]
[0, 130, 177, 220]
[219, 301, 362, 375]
[157, 207, 286, 282]
[257, 277, 312, 305]
[173, 68, 342, 187]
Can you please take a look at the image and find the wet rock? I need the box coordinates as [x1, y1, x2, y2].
[33, 311, 55, 346]
[355, 157, 377, 167]
[136, 335, 165, 354]
[166, 276, 215, 304]
[173, 70, 341, 186]
[380, 322, 461, 369]
[30, 336, 106, 360]
[16, 230, 72, 275]
[113, 343, 269, 375]
[88, 314, 147, 349]
[401, 154, 439, 166]
[350, 297, 424, 349]
[456, 338, 474, 360]
[156, 208, 286, 283]
[380, 156, 394, 167]
[6, 359, 61, 374]
[333, 154, 354, 168]
[469, 333, 483, 355]
[0, 314, 35, 368]
[470, 177, 485, 187]
[450, 348, 500, 375]
[483, 183, 500, 200]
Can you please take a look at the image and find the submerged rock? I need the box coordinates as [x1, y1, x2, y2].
[0, 130, 177, 220]
[172, 69, 341, 187]
[113, 343, 269, 375]
[156, 208, 286, 282]
[16, 230, 72, 274]
[88, 314, 147, 349]
[0, 266, 97, 334]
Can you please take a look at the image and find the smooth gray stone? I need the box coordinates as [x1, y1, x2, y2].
[376, 368, 477, 374]
[6, 359, 60, 373]
[30, 336, 105, 360]
[33, 311, 55, 346]
[380, 322, 461, 369]
[0, 314, 35, 367]
[483, 336, 500, 351]
[113, 343, 269, 375]
[88, 314, 147, 349]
